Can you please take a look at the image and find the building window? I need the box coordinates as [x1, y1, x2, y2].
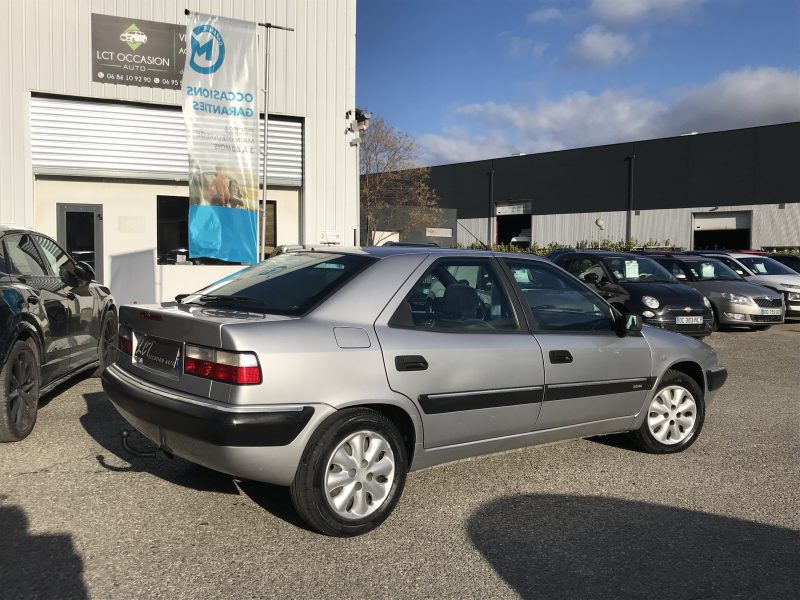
[260, 200, 277, 255]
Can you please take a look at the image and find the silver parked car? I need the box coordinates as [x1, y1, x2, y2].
[102, 248, 728, 536]
[647, 254, 784, 330]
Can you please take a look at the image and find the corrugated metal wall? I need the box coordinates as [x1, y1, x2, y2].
[30, 96, 303, 186]
[0, 0, 358, 245]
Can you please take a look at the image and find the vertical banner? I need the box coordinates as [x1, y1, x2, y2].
[182, 13, 259, 264]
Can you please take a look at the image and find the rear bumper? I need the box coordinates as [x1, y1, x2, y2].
[102, 365, 335, 485]
[706, 367, 728, 392]
[102, 365, 314, 446]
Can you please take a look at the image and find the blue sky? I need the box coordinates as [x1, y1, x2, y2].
[356, 0, 800, 165]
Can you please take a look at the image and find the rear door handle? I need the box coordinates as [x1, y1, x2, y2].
[395, 355, 429, 372]
[549, 350, 573, 364]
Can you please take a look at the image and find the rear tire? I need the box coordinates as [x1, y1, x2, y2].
[94, 309, 118, 377]
[290, 408, 408, 536]
[631, 369, 705, 454]
[0, 339, 41, 442]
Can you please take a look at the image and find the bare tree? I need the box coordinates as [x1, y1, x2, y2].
[359, 117, 441, 246]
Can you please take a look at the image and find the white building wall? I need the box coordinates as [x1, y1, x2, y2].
[0, 0, 359, 245]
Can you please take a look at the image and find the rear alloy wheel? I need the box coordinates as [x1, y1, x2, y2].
[0, 340, 41, 442]
[290, 408, 408, 536]
[94, 310, 118, 376]
[631, 369, 705, 454]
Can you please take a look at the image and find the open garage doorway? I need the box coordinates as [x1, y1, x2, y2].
[497, 214, 531, 246]
[693, 211, 751, 250]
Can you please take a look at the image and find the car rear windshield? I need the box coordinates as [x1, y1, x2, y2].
[184, 252, 376, 315]
[737, 256, 797, 276]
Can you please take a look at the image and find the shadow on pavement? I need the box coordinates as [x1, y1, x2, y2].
[236, 481, 312, 531]
[80, 391, 239, 495]
[467, 494, 800, 600]
[0, 501, 88, 600]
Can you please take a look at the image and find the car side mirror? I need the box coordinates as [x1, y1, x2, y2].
[583, 272, 600, 285]
[75, 261, 95, 283]
[615, 313, 642, 337]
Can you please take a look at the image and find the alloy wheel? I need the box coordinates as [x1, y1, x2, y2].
[8, 347, 37, 434]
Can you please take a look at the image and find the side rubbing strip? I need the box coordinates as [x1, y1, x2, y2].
[543, 377, 656, 402]
[419, 387, 544, 414]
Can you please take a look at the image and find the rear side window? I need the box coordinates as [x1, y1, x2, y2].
[185, 252, 375, 315]
[5, 234, 48, 276]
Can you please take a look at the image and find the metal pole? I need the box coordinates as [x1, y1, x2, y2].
[259, 26, 271, 262]
[626, 154, 636, 247]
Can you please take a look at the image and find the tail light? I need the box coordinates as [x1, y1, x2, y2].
[118, 326, 133, 355]
[184, 344, 262, 385]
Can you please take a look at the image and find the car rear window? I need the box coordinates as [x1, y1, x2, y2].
[185, 252, 376, 315]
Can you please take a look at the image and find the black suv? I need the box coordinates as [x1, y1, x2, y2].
[552, 250, 714, 338]
[0, 226, 117, 442]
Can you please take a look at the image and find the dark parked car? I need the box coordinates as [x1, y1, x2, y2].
[0, 226, 117, 442]
[741, 252, 800, 274]
[552, 250, 714, 337]
[644, 253, 784, 330]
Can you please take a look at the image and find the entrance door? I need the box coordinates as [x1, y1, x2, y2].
[57, 204, 104, 283]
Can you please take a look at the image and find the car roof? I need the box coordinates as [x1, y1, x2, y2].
[562, 249, 650, 259]
[0, 223, 34, 234]
[280, 245, 554, 262]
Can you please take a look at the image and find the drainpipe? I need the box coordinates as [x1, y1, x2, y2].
[488, 164, 495, 246]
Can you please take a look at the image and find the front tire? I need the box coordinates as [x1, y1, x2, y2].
[290, 408, 408, 536]
[0, 339, 41, 442]
[631, 369, 705, 454]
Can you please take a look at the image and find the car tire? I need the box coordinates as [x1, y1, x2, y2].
[94, 309, 118, 377]
[630, 369, 705, 454]
[290, 408, 408, 537]
[749, 325, 771, 331]
[0, 339, 41, 443]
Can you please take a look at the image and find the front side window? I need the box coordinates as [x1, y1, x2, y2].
[184, 252, 375, 315]
[566, 256, 608, 283]
[391, 259, 518, 331]
[4, 234, 48, 277]
[602, 256, 675, 283]
[35, 235, 76, 280]
[504, 259, 614, 332]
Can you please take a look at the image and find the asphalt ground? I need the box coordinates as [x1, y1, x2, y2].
[1, 324, 799, 600]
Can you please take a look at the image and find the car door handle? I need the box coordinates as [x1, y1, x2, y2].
[395, 355, 429, 372]
[549, 350, 573, 364]
[66, 292, 76, 300]
[26, 296, 39, 305]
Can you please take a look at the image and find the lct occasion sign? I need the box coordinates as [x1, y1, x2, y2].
[91, 13, 185, 89]
[182, 12, 260, 264]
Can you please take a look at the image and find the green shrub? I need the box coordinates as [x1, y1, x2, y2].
[455, 239, 683, 255]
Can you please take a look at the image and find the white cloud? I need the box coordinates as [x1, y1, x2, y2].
[417, 67, 800, 165]
[507, 36, 549, 60]
[566, 25, 634, 68]
[528, 7, 565, 23]
[589, 0, 705, 25]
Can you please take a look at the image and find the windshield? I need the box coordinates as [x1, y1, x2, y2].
[737, 256, 797, 276]
[183, 252, 376, 315]
[773, 255, 800, 272]
[682, 260, 742, 281]
[601, 256, 676, 283]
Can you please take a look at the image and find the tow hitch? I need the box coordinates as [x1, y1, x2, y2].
[120, 429, 173, 459]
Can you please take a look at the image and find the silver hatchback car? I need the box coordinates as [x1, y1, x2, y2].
[102, 248, 728, 536]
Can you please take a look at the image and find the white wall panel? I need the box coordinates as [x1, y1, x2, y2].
[1, 0, 358, 245]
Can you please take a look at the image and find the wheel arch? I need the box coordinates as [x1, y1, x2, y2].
[664, 360, 705, 397]
[332, 398, 422, 466]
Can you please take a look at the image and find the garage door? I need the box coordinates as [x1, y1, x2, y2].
[693, 212, 751, 231]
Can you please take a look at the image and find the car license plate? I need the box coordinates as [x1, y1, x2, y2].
[134, 334, 181, 372]
[675, 316, 703, 325]
[761, 308, 782, 316]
